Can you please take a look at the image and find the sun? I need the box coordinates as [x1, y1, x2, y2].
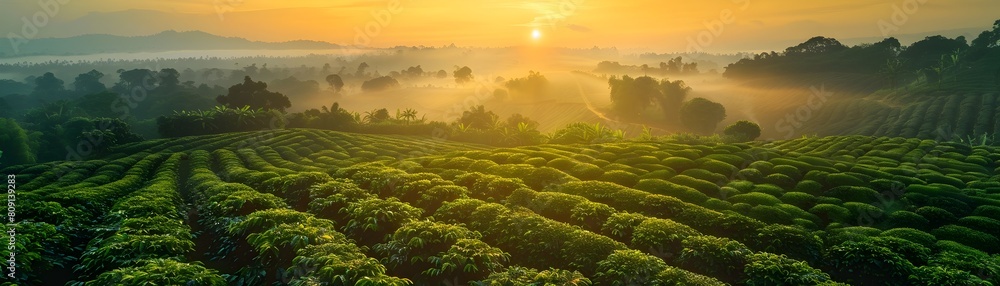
[531, 29, 542, 40]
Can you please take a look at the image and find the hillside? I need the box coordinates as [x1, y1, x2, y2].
[5, 129, 1000, 285]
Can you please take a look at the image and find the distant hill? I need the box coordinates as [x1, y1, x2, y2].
[0, 30, 343, 58]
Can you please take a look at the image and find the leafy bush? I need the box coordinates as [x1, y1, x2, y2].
[594, 250, 668, 286]
[633, 179, 709, 203]
[881, 228, 938, 248]
[908, 266, 991, 286]
[915, 206, 959, 228]
[728, 193, 782, 206]
[823, 240, 915, 285]
[631, 218, 701, 260]
[886, 210, 930, 230]
[780, 192, 818, 209]
[723, 120, 762, 142]
[751, 225, 823, 263]
[88, 259, 226, 286]
[809, 204, 851, 224]
[676, 235, 752, 283]
[932, 225, 1000, 253]
[597, 170, 640, 187]
[744, 253, 833, 286]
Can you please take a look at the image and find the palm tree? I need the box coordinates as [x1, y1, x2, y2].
[400, 108, 418, 123]
[879, 57, 905, 89]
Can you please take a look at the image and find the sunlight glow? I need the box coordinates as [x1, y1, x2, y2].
[531, 29, 542, 40]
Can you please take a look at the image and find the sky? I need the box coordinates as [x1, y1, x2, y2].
[2, 0, 998, 52]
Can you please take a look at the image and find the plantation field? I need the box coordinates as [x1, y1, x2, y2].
[5, 129, 1000, 285]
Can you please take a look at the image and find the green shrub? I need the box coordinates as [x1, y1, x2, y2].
[932, 225, 1000, 253]
[826, 173, 865, 187]
[780, 192, 818, 209]
[633, 179, 710, 204]
[793, 180, 824, 195]
[639, 168, 676, 179]
[699, 159, 739, 175]
[737, 168, 764, 182]
[744, 253, 833, 286]
[748, 205, 794, 224]
[919, 173, 967, 189]
[934, 241, 989, 257]
[524, 167, 575, 190]
[809, 204, 851, 224]
[916, 206, 958, 228]
[594, 250, 668, 286]
[957, 216, 1000, 239]
[679, 168, 728, 184]
[601, 212, 648, 241]
[823, 240, 915, 285]
[677, 235, 751, 283]
[748, 161, 774, 174]
[631, 218, 701, 260]
[751, 225, 823, 263]
[728, 193, 781, 206]
[661, 157, 697, 172]
[570, 201, 617, 232]
[881, 228, 937, 248]
[88, 259, 226, 286]
[669, 175, 721, 196]
[826, 186, 880, 203]
[972, 205, 1000, 221]
[656, 267, 726, 285]
[598, 170, 640, 187]
[568, 163, 605, 180]
[771, 165, 802, 180]
[750, 184, 784, 197]
[908, 266, 991, 286]
[702, 198, 732, 211]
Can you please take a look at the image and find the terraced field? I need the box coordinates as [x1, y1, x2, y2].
[5, 129, 1000, 285]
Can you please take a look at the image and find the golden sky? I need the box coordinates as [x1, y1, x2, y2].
[3, 0, 998, 52]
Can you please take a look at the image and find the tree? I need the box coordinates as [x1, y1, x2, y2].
[363, 108, 391, 124]
[458, 105, 498, 129]
[361, 76, 400, 92]
[723, 120, 762, 141]
[156, 68, 180, 90]
[325, 74, 344, 93]
[33, 72, 65, 95]
[72, 70, 107, 95]
[0, 118, 34, 165]
[116, 69, 156, 92]
[356, 62, 370, 77]
[216, 76, 291, 112]
[657, 79, 691, 117]
[505, 71, 548, 97]
[454, 66, 474, 84]
[679, 98, 726, 134]
[784, 36, 848, 55]
[608, 75, 656, 118]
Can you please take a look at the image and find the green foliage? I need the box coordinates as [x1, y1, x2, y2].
[680, 98, 727, 134]
[0, 118, 35, 165]
[723, 120, 762, 142]
[932, 225, 1000, 253]
[88, 259, 226, 286]
[881, 228, 938, 248]
[594, 250, 668, 286]
[752, 225, 823, 263]
[824, 239, 916, 285]
[676, 235, 752, 283]
[631, 218, 701, 260]
[908, 266, 991, 286]
[744, 253, 833, 286]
